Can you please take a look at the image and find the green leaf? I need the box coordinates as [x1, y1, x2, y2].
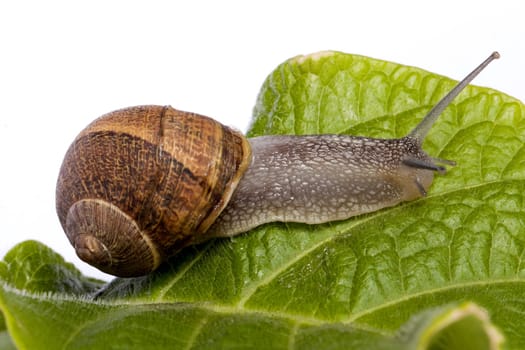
[1, 51, 524, 349]
[397, 302, 504, 350]
[0, 311, 16, 350]
[1, 240, 103, 295]
[0, 251, 504, 350]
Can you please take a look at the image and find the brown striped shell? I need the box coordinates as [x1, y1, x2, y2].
[56, 105, 252, 277]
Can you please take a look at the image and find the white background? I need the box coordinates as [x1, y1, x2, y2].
[1, 1, 524, 280]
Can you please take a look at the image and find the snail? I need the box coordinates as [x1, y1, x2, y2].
[56, 52, 499, 277]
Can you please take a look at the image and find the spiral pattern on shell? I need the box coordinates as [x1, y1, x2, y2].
[56, 105, 251, 277]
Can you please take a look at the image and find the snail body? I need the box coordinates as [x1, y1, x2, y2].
[56, 52, 499, 277]
[206, 134, 434, 239]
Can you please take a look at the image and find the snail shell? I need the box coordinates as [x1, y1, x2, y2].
[56, 106, 251, 276]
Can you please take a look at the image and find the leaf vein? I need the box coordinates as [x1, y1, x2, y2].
[346, 278, 525, 323]
[155, 242, 215, 301]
